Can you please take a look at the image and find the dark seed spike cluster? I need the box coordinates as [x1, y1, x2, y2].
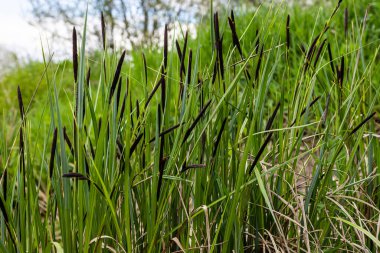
[314, 39, 327, 68]
[187, 50, 193, 85]
[349, 112, 376, 137]
[182, 99, 212, 145]
[164, 24, 168, 69]
[228, 13, 243, 59]
[73, 27, 78, 83]
[249, 105, 280, 176]
[212, 118, 227, 159]
[142, 53, 148, 85]
[49, 128, 58, 178]
[291, 96, 321, 127]
[327, 43, 335, 74]
[265, 102, 281, 131]
[160, 66, 166, 113]
[17, 86, 25, 123]
[101, 12, 106, 50]
[109, 50, 126, 102]
[214, 12, 225, 83]
[286, 15, 291, 50]
[337, 56, 345, 87]
[255, 45, 264, 81]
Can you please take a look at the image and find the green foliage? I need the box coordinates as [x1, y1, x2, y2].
[0, 1, 379, 252]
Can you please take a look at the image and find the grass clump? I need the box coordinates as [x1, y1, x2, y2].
[0, 0, 380, 252]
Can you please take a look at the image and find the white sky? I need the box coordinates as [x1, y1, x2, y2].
[0, 0, 43, 59]
[0, 0, 233, 62]
[0, 0, 127, 61]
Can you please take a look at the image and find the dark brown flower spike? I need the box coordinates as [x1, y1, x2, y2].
[338, 56, 345, 87]
[327, 43, 335, 74]
[300, 96, 321, 117]
[73, 27, 78, 83]
[214, 12, 220, 50]
[62, 172, 88, 180]
[103, 59, 107, 81]
[349, 112, 376, 137]
[145, 76, 164, 109]
[214, 12, 224, 82]
[17, 86, 25, 122]
[255, 45, 264, 81]
[176, 40, 182, 60]
[181, 163, 207, 173]
[136, 99, 140, 120]
[149, 123, 182, 143]
[286, 15, 291, 50]
[308, 33, 321, 59]
[249, 132, 274, 175]
[129, 133, 144, 157]
[231, 10, 235, 22]
[101, 12, 106, 50]
[228, 16, 243, 59]
[305, 33, 321, 72]
[116, 76, 122, 111]
[160, 66, 166, 113]
[331, 0, 343, 20]
[63, 127, 74, 156]
[314, 39, 327, 68]
[49, 128, 58, 178]
[291, 96, 321, 127]
[109, 50, 126, 102]
[182, 99, 212, 145]
[212, 118, 227, 158]
[248, 101, 281, 174]
[265, 102, 280, 131]
[218, 46, 225, 82]
[142, 53, 148, 85]
[164, 24, 168, 69]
